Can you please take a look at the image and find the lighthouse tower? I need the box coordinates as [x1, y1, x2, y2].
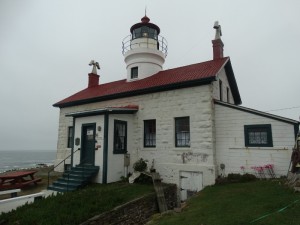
[122, 15, 168, 82]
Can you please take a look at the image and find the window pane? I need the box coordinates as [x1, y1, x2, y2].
[144, 120, 156, 147]
[131, 67, 138, 79]
[244, 124, 273, 147]
[175, 117, 190, 147]
[67, 126, 73, 148]
[114, 120, 127, 153]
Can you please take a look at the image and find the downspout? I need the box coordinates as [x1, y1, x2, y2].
[103, 113, 109, 184]
[294, 123, 300, 139]
[71, 117, 76, 168]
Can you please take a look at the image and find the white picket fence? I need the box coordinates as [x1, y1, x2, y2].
[0, 189, 56, 213]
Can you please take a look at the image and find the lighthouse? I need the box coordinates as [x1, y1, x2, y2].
[122, 15, 168, 81]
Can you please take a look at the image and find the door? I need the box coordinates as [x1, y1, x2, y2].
[81, 123, 96, 165]
[180, 171, 203, 201]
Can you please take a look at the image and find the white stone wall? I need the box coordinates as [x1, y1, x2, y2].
[212, 68, 234, 103]
[124, 48, 165, 81]
[107, 114, 134, 183]
[54, 111, 73, 171]
[55, 84, 217, 187]
[214, 103, 295, 177]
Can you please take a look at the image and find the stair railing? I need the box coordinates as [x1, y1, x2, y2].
[67, 158, 88, 191]
[63, 156, 94, 191]
[47, 149, 80, 187]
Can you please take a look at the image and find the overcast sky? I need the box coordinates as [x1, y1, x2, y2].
[0, 0, 299, 151]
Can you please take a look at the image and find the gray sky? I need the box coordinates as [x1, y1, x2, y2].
[0, 0, 299, 151]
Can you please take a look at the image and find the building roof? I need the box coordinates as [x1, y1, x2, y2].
[215, 100, 300, 126]
[65, 105, 139, 118]
[53, 57, 241, 108]
[130, 15, 160, 34]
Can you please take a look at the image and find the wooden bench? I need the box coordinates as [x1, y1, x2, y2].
[0, 170, 42, 190]
[21, 178, 42, 187]
[0, 189, 21, 198]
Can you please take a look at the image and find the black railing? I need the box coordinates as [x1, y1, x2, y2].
[47, 149, 80, 187]
[60, 156, 92, 192]
[48, 149, 97, 191]
[122, 34, 168, 56]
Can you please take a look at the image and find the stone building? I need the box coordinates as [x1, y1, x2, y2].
[53, 15, 299, 200]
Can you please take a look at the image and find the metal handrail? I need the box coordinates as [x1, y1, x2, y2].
[48, 149, 96, 190]
[47, 149, 80, 187]
[58, 156, 93, 191]
[122, 34, 168, 56]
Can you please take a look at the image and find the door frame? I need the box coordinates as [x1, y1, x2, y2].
[80, 123, 96, 165]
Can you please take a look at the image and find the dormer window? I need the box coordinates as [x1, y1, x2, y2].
[131, 67, 138, 79]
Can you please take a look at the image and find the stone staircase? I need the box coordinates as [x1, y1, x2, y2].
[48, 165, 99, 192]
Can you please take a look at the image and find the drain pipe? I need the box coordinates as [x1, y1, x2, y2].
[124, 154, 130, 177]
[102, 113, 109, 184]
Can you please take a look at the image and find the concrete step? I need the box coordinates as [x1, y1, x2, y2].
[47, 164, 100, 192]
[48, 185, 77, 192]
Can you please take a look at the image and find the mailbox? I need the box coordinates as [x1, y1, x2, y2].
[75, 138, 80, 146]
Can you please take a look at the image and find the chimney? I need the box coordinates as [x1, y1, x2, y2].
[88, 73, 99, 88]
[88, 60, 100, 88]
[212, 21, 224, 60]
[212, 39, 224, 59]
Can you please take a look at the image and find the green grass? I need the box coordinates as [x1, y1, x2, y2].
[149, 180, 300, 225]
[0, 183, 153, 225]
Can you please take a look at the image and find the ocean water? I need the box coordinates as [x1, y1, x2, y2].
[0, 150, 56, 173]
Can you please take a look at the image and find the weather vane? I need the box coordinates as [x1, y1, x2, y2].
[89, 60, 100, 74]
[213, 21, 222, 40]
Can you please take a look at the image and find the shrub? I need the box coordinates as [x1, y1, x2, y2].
[216, 173, 257, 185]
[134, 173, 153, 184]
[240, 173, 256, 182]
[227, 173, 242, 182]
[133, 158, 148, 172]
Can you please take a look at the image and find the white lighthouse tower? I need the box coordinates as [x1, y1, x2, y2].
[122, 15, 168, 82]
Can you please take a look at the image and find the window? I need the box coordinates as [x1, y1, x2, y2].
[114, 120, 127, 154]
[67, 126, 73, 148]
[244, 124, 273, 147]
[175, 117, 190, 147]
[219, 80, 223, 101]
[132, 26, 157, 40]
[144, 120, 156, 147]
[131, 67, 138, 79]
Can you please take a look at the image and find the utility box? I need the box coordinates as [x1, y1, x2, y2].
[124, 154, 130, 166]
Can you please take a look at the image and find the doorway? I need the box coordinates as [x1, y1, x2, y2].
[81, 123, 96, 165]
[180, 171, 203, 201]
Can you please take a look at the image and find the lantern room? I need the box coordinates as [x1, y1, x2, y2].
[122, 15, 167, 82]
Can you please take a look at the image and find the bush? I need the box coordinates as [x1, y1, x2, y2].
[240, 173, 256, 182]
[227, 173, 242, 182]
[216, 173, 256, 185]
[133, 158, 148, 172]
[134, 173, 153, 184]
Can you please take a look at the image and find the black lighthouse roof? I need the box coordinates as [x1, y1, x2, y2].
[130, 15, 160, 35]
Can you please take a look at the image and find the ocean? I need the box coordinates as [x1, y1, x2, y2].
[0, 150, 56, 173]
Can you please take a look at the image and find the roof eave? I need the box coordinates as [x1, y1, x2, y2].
[53, 76, 216, 108]
[224, 59, 242, 105]
[65, 107, 138, 118]
[214, 100, 299, 125]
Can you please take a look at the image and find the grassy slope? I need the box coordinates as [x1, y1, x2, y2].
[149, 180, 300, 225]
[0, 183, 154, 225]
